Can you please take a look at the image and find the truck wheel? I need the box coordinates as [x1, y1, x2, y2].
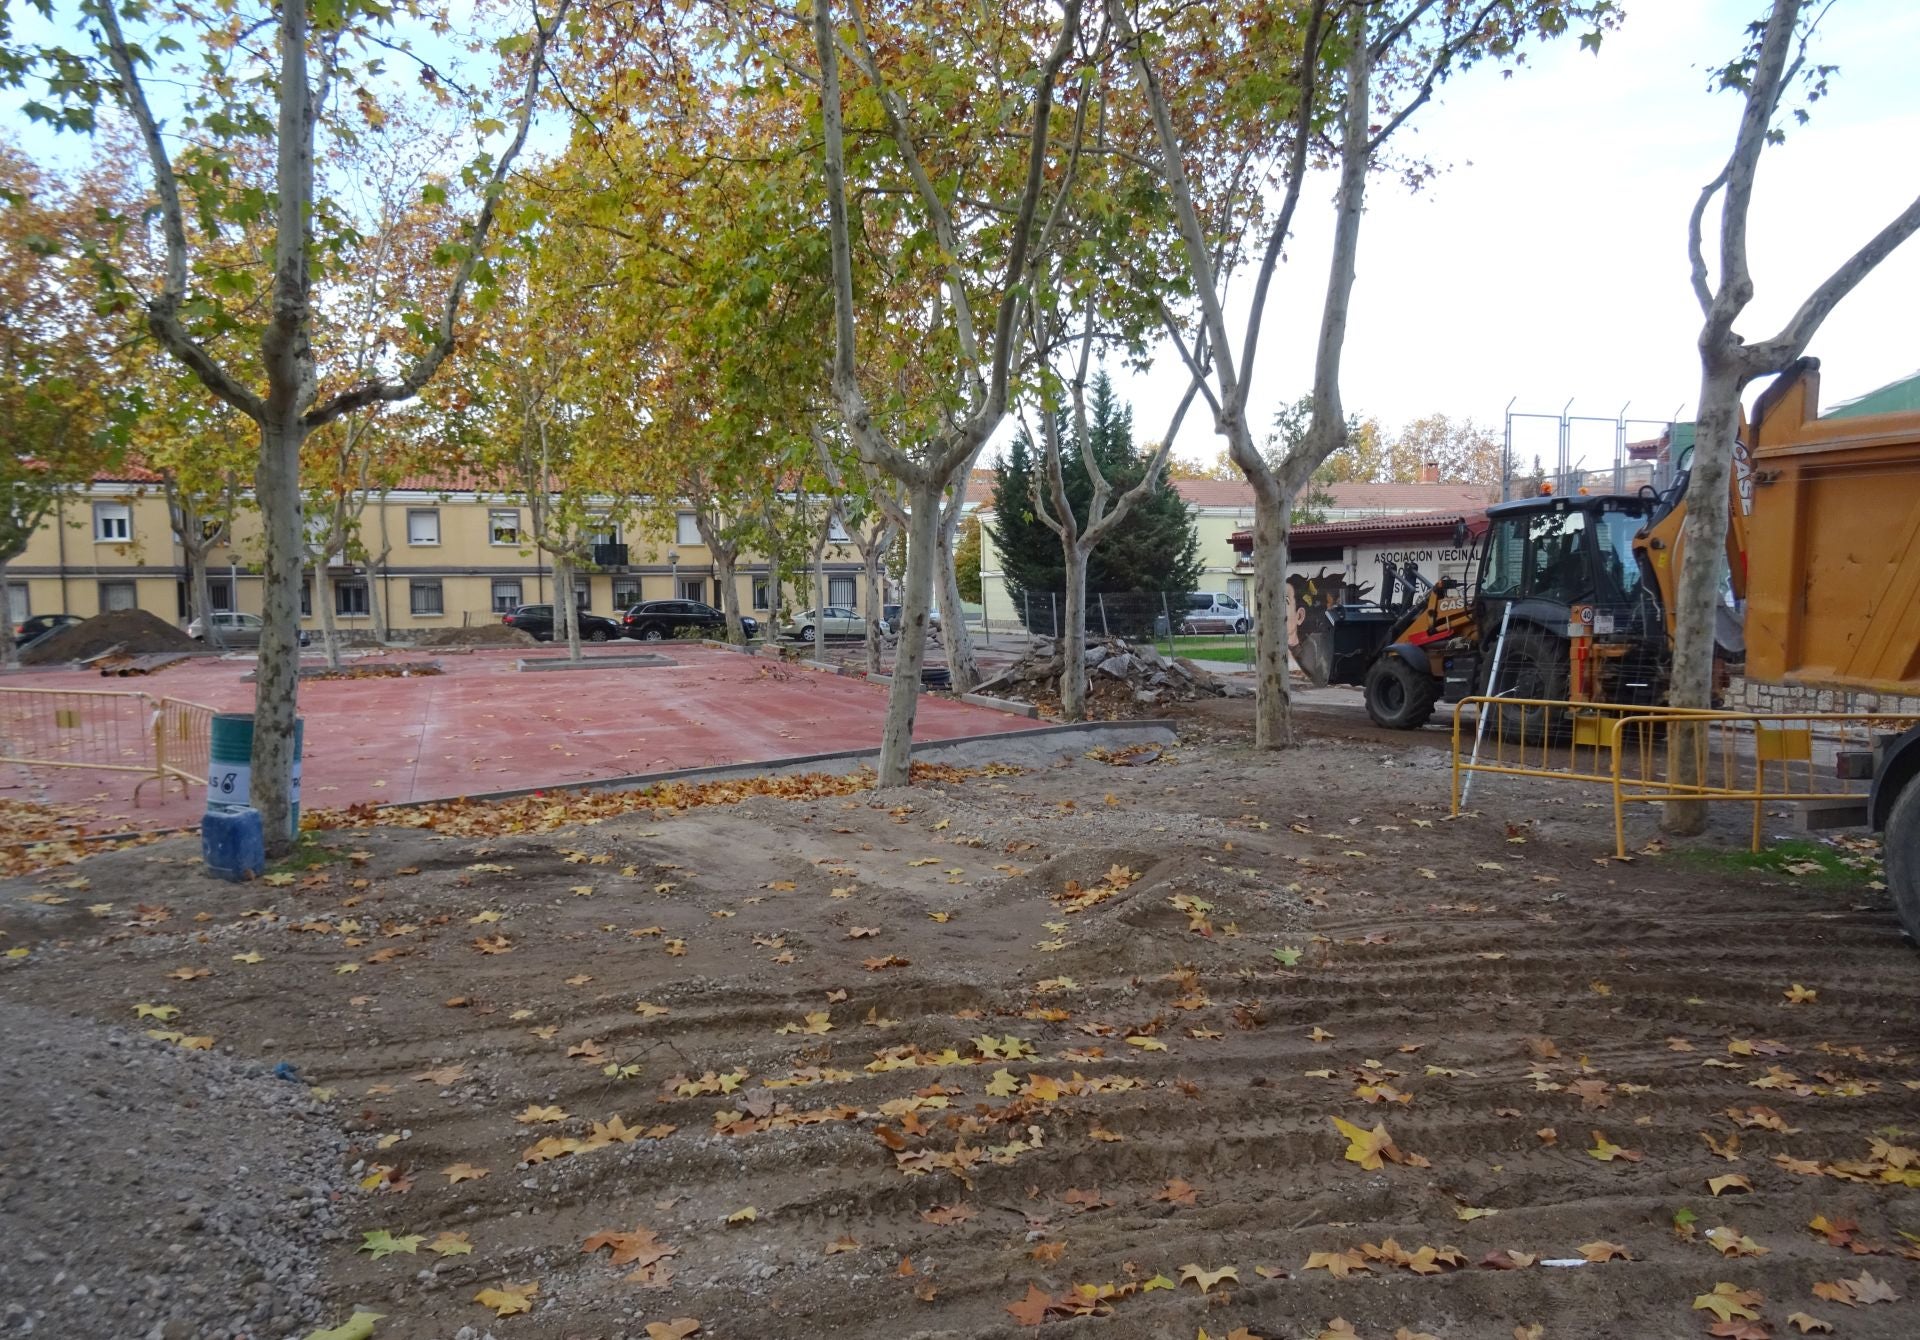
[1886, 776, 1920, 943]
[1487, 627, 1569, 742]
[1364, 656, 1440, 730]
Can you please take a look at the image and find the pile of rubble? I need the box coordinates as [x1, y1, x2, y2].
[974, 635, 1250, 713]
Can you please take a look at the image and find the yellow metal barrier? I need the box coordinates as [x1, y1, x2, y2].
[1610, 710, 1920, 857]
[155, 697, 214, 786]
[0, 687, 160, 777]
[0, 687, 219, 806]
[1449, 696, 1714, 813]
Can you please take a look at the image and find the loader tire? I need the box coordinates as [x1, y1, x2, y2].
[1486, 627, 1569, 743]
[1886, 776, 1920, 944]
[1364, 655, 1440, 730]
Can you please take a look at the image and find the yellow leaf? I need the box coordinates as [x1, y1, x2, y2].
[1331, 1115, 1398, 1171]
[134, 1003, 180, 1021]
[474, 1283, 537, 1317]
[1707, 1173, 1753, 1196]
[1179, 1263, 1238, 1293]
[1455, 1205, 1499, 1220]
[443, 1162, 489, 1183]
[1693, 1282, 1762, 1322]
[986, 1068, 1019, 1097]
[426, 1231, 473, 1257]
[303, 1311, 385, 1340]
[1783, 983, 1817, 1003]
[232, 951, 264, 964]
[726, 1207, 757, 1224]
[516, 1104, 569, 1124]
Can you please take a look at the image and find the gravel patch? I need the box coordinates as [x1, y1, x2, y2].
[0, 1002, 350, 1340]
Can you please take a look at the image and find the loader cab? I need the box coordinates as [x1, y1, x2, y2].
[1469, 492, 1668, 708]
[1475, 494, 1657, 617]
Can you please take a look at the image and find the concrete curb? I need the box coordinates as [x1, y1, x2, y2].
[330, 718, 1179, 812]
[516, 653, 675, 672]
[962, 693, 1038, 719]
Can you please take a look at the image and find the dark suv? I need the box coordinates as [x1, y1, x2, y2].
[501, 604, 622, 642]
[621, 600, 757, 642]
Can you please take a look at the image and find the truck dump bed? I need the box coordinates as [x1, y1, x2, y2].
[1743, 362, 1920, 696]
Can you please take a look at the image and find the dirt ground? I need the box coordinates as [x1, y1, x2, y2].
[2, 709, 1917, 1340]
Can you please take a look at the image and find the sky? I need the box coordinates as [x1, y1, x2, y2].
[8, 2, 1916, 482]
[1131, 0, 1920, 475]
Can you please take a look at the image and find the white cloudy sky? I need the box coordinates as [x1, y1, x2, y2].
[1127, 0, 1920, 474]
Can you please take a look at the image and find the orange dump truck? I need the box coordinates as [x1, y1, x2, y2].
[1742, 360, 1920, 938]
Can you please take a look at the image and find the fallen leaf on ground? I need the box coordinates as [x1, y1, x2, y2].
[516, 1104, 568, 1124]
[426, 1231, 473, 1257]
[1180, 1264, 1238, 1293]
[1708, 1173, 1753, 1196]
[1694, 1282, 1763, 1322]
[474, 1284, 538, 1317]
[644, 1320, 700, 1340]
[1005, 1284, 1053, 1326]
[303, 1312, 384, 1340]
[1578, 1240, 1631, 1262]
[357, 1230, 422, 1260]
[726, 1207, 757, 1224]
[1786, 1313, 1834, 1333]
[1587, 1130, 1642, 1162]
[442, 1162, 488, 1184]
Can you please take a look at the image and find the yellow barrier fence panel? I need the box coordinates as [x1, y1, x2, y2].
[0, 687, 160, 776]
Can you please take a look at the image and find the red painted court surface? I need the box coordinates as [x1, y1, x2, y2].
[2, 646, 1033, 833]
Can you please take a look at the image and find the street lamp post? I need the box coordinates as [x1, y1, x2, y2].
[668, 551, 679, 601]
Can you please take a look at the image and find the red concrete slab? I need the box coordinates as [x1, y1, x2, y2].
[0, 646, 1032, 835]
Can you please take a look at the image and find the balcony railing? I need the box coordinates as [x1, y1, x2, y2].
[591, 543, 629, 569]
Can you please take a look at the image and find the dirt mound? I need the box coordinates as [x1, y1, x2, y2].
[413, 622, 537, 648]
[975, 635, 1250, 716]
[19, 608, 200, 665]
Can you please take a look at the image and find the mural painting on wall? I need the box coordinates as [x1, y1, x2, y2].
[1285, 568, 1372, 688]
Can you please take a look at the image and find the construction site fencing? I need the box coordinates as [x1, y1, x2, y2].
[982, 590, 1251, 661]
[1446, 694, 1919, 857]
[1448, 695, 1716, 811]
[0, 686, 220, 804]
[1609, 710, 1920, 857]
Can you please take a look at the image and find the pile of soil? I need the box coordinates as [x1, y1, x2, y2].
[19, 608, 201, 666]
[412, 623, 537, 648]
[975, 635, 1250, 715]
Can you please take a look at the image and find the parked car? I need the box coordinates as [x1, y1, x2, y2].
[187, 611, 313, 648]
[782, 606, 865, 640]
[14, 612, 82, 648]
[620, 600, 757, 642]
[501, 604, 623, 643]
[1180, 591, 1250, 634]
[880, 603, 939, 633]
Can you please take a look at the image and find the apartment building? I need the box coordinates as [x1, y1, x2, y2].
[6, 467, 876, 635]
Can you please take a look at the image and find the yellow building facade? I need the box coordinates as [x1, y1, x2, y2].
[6, 472, 874, 635]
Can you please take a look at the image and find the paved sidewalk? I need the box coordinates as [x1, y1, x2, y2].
[0, 645, 1035, 833]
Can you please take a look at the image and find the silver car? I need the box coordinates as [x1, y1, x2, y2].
[188, 612, 311, 648]
[780, 606, 865, 640]
[188, 611, 267, 647]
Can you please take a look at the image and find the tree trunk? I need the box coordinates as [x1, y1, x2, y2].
[555, 552, 581, 662]
[315, 556, 343, 669]
[1662, 359, 1743, 834]
[877, 485, 941, 786]
[714, 545, 745, 644]
[938, 498, 979, 692]
[0, 558, 15, 667]
[253, 414, 307, 853]
[1248, 487, 1294, 749]
[190, 547, 220, 652]
[1059, 543, 1090, 721]
[367, 505, 390, 644]
[812, 527, 828, 663]
[862, 538, 887, 675]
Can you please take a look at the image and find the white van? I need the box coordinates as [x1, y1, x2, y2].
[1181, 591, 1249, 633]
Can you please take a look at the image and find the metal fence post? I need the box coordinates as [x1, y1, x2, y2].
[1160, 592, 1173, 656]
[1050, 591, 1058, 640]
[1097, 593, 1109, 640]
[1023, 590, 1030, 638]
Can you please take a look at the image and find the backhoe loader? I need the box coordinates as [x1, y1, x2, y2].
[1345, 360, 1920, 940]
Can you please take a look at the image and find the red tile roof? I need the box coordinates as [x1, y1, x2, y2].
[1232, 508, 1486, 554]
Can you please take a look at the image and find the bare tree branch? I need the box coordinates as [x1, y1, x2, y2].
[94, 1, 266, 420]
[306, 0, 573, 428]
[1750, 190, 1920, 369]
